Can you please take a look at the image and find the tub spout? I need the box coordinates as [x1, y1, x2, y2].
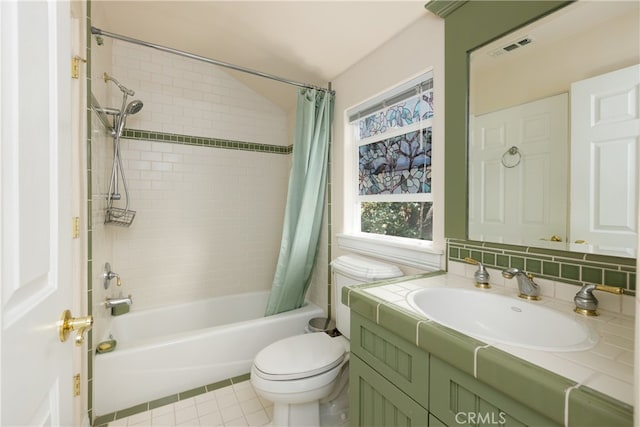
[105, 295, 132, 309]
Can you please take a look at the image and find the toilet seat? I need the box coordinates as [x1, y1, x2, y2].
[253, 333, 345, 381]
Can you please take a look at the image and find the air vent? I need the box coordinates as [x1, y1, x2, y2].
[487, 36, 535, 57]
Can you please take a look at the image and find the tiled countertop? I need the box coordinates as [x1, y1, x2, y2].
[343, 270, 635, 424]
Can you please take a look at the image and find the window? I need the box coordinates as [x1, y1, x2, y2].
[350, 72, 434, 241]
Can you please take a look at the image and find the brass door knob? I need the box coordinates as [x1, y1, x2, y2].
[58, 310, 93, 346]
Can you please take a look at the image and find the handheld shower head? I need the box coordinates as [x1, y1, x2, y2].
[115, 100, 143, 138]
[125, 100, 144, 115]
[104, 72, 135, 96]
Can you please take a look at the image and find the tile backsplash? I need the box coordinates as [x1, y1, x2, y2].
[448, 239, 636, 296]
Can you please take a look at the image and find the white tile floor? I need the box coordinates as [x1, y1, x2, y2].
[108, 381, 273, 427]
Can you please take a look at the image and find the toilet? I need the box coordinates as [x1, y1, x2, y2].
[251, 255, 404, 426]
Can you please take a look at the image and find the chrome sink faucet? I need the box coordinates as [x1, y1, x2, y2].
[501, 268, 540, 300]
[574, 283, 624, 316]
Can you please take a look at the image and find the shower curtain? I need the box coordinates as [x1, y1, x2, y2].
[265, 88, 334, 316]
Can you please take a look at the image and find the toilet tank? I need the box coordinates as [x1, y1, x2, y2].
[331, 255, 403, 339]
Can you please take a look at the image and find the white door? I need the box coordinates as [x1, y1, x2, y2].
[469, 94, 569, 245]
[1, 1, 77, 425]
[570, 64, 640, 257]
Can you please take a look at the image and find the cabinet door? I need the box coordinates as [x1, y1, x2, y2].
[351, 312, 429, 403]
[430, 357, 560, 427]
[350, 353, 429, 427]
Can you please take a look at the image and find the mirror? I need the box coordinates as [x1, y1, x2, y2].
[468, 1, 640, 258]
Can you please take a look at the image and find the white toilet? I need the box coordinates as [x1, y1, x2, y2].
[251, 255, 404, 427]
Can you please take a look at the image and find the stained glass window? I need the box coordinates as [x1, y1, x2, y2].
[358, 128, 432, 195]
[350, 72, 434, 241]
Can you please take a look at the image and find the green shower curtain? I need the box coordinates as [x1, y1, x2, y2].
[265, 88, 334, 316]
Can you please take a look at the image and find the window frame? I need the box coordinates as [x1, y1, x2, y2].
[340, 69, 444, 271]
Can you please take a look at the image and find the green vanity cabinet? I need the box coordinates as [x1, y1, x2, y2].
[350, 354, 429, 427]
[349, 304, 631, 426]
[350, 311, 430, 426]
[350, 311, 559, 426]
[429, 356, 559, 427]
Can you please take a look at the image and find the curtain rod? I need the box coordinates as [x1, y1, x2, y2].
[91, 26, 334, 94]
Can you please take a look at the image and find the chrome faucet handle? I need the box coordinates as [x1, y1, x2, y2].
[464, 257, 490, 289]
[103, 262, 121, 289]
[501, 268, 540, 300]
[574, 283, 624, 316]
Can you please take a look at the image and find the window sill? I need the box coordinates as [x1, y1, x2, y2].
[336, 233, 443, 271]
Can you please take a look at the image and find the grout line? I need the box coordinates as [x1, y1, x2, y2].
[415, 320, 431, 346]
[563, 383, 581, 427]
[473, 344, 491, 379]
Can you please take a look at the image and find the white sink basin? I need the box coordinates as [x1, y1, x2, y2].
[407, 288, 598, 352]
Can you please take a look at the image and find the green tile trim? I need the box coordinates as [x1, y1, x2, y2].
[86, 3, 95, 423]
[121, 128, 292, 155]
[231, 373, 251, 383]
[345, 280, 632, 425]
[179, 386, 207, 400]
[149, 394, 179, 410]
[447, 240, 636, 295]
[206, 379, 232, 390]
[568, 385, 633, 426]
[92, 373, 251, 425]
[476, 347, 574, 426]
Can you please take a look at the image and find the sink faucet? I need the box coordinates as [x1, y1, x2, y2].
[501, 268, 540, 300]
[574, 283, 624, 316]
[464, 257, 490, 289]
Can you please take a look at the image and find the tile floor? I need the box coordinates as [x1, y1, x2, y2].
[107, 381, 273, 427]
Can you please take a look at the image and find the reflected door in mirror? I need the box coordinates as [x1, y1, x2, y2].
[570, 64, 639, 257]
[469, 94, 568, 245]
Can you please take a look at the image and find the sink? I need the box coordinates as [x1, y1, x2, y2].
[407, 288, 598, 352]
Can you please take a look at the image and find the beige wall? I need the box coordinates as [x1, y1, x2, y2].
[306, 13, 445, 317]
[471, 11, 640, 116]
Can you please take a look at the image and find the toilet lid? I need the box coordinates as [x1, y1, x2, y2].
[253, 333, 345, 380]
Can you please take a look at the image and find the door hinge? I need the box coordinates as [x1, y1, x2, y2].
[73, 374, 81, 397]
[72, 217, 80, 239]
[71, 55, 86, 79]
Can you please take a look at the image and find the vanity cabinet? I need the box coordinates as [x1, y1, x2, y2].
[429, 356, 558, 426]
[350, 311, 429, 426]
[350, 310, 620, 427]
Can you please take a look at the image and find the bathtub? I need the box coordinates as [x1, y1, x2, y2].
[93, 291, 324, 415]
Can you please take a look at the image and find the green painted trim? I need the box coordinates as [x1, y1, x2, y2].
[424, 0, 468, 18]
[438, 0, 637, 294]
[444, 0, 570, 239]
[121, 128, 292, 155]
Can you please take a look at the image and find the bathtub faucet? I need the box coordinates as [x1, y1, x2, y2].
[105, 295, 133, 309]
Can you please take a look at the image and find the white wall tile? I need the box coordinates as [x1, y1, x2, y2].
[93, 42, 291, 313]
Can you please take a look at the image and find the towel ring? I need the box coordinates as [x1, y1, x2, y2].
[501, 146, 521, 168]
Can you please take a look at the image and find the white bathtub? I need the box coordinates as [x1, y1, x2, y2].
[93, 291, 324, 415]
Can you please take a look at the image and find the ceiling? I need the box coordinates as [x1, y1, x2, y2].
[92, 1, 431, 111]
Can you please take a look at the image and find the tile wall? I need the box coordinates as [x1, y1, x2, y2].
[91, 37, 291, 343]
[448, 239, 636, 297]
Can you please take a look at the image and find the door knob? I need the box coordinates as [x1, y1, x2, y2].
[58, 310, 93, 346]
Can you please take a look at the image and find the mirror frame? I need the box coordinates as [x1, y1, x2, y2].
[438, 0, 571, 239]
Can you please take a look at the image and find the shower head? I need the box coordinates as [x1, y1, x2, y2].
[115, 100, 144, 138]
[125, 100, 144, 115]
[104, 72, 135, 96]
